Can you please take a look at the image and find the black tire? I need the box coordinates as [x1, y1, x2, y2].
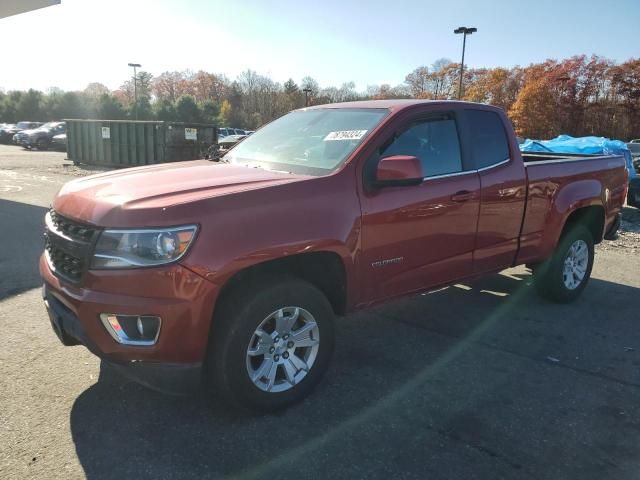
[36, 138, 49, 151]
[205, 276, 335, 413]
[533, 224, 594, 303]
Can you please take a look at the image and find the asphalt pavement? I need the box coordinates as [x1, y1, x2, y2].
[1, 144, 639, 480]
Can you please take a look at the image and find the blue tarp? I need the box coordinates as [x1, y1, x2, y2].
[520, 135, 636, 178]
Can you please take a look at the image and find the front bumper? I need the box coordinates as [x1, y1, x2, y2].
[40, 254, 220, 391]
[44, 288, 202, 393]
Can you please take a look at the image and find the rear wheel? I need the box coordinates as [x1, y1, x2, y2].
[533, 224, 594, 303]
[205, 276, 335, 413]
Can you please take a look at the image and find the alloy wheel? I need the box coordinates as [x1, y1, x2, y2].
[246, 307, 320, 393]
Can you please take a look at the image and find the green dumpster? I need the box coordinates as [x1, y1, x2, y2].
[65, 120, 217, 167]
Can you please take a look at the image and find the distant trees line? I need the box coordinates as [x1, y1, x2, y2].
[0, 54, 638, 140]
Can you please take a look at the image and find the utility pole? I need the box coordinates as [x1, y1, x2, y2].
[453, 27, 477, 100]
[128, 63, 141, 120]
[303, 87, 312, 107]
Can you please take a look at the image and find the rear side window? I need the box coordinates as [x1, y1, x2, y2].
[381, 117, 462, 177]
[465, 110, 510, 169]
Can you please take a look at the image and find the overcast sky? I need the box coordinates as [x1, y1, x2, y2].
[1, 0, 639, 93]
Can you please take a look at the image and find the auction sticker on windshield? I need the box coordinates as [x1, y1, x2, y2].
[324, 130, 367, 141]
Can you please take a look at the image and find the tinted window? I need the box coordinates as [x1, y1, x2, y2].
[466, 110, 510, 169]
[381, 118, 462, 177]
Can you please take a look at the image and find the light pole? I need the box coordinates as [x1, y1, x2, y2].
[128, 62, 141, 120]
[303, 87, 312, 107]
[453, 27, 476, 100]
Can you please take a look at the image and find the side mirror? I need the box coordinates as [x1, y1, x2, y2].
[375, 155, 423, 186]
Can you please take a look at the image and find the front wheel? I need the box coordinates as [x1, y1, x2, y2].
[533, 224, 594, 303]
[205, 277, 335, 413]
[36, 138, 49, 151]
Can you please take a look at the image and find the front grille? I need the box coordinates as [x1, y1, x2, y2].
[45, 210, 99, 283]
[49, 210, 96, 243]
[45, 245, 84, 281]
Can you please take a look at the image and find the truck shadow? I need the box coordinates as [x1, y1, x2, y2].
[0, 199, 48, 300]
[69, 272, 640, 479]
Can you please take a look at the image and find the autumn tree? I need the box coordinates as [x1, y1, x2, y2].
[84, 82, 110, 99]
[405, 66, 430, 98]
[120, 71, 153, 103]
[610, 59, 640, 139]
[509, 76, 557, 138]
[217, 99, 232, 126]
[2, 55, 639, 138]
[152, 71, 185, 102]
[191, 71, 227, 103]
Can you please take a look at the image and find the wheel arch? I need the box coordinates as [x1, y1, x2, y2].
[549, 179, 606, 251]
[561, 204, 605, 245]
[214, 250, 349, 318]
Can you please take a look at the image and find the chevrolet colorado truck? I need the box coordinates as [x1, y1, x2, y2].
[41, 100, 628, 412]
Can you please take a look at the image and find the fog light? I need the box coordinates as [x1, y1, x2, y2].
[100, 314, 161, 346]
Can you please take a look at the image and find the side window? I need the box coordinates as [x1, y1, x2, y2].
[381, 118, 462, 177]
[465, 110, 510, 169]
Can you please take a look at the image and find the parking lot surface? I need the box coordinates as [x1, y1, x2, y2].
[1, 144, 640, 479]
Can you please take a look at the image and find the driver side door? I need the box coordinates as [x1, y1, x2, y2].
[359, 110, 480, 303]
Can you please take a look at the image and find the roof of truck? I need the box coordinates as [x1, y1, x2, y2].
[304, 99, 494, 112]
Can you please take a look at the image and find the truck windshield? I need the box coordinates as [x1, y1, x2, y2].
[225, 108, 388, 175]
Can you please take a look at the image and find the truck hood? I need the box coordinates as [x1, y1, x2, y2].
[53, 160, 309, 226]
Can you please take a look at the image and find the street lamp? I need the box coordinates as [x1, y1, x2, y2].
[302, 87, 312, 107]
[128, 62, 141, 120]
[453, 27, 477, 100]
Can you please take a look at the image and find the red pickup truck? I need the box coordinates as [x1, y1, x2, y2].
[41, 100, 628, 412]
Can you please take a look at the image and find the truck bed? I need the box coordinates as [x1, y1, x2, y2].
[516, 152, 627, 265]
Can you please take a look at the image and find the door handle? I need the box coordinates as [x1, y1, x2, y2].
[451, 190, 474, 202]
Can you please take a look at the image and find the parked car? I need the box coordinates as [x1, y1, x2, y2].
[206, 134, 247, 160]
[50, 133, 67, 151]
[218, 127, 247, 138]
[0, 124, 15, 143]
[627, 142, 640, 173]
[628, 177, 640, 208]
[14, 121, 66, 150]
[627, 177, 640, 208]
[218, 127, 232, 138]
[0, 121, 42, 143]
[41, 100, 628, 413]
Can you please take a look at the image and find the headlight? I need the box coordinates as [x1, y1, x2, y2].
[91, 225, 198, 269]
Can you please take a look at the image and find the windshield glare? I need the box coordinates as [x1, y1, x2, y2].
[225, 108, 388, 175]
